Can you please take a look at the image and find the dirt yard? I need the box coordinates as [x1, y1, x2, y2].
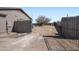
[32, 25, 57, 36]
[0, 33, 47, 51]
[0, 25, 79, 51]
[32, 25, 79, 51]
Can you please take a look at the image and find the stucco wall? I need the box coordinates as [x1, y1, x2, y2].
[0, 10, 31, 33]
[0, 16, 6, 33]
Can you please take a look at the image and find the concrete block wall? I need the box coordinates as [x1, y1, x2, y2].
[12, 20, 32, 33]
[61, 16, 79, 38]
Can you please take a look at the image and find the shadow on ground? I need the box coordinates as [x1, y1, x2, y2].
[43, 33, 79, 40]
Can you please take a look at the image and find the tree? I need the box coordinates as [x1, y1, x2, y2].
[36, 16, 51, 26]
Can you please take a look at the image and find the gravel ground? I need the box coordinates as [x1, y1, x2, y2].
[0, 33, 48, 51]
[32, 25, 57, 36]
[0, 25, 79, 51]
[0, 25, 56, 51]
[44, 37, 79, 51]
[33, 25, 79, 51]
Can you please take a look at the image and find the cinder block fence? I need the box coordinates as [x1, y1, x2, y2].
[61, 16, 79, 47]
[61, 16, 79, 39]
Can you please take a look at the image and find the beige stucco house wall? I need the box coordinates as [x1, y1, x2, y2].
[0, 16, 6, 33]
[0, 8, 32, 33]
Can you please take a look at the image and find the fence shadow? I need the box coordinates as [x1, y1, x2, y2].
[43, 33, 79, 40]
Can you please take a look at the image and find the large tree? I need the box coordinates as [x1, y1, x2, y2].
[36, 16, 51, 25]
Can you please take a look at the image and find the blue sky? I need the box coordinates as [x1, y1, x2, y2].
[22, 7, 79, 23]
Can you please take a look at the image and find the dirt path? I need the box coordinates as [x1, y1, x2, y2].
[0, 33, 48, 51]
